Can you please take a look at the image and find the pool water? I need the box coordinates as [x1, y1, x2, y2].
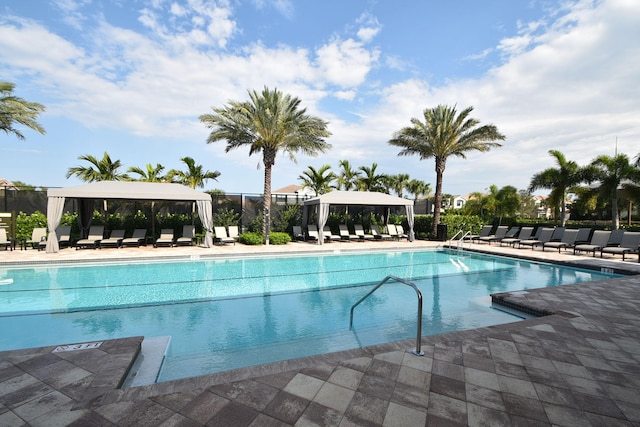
[0, 250, 617, 382]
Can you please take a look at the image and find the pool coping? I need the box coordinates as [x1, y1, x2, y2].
[2, 240, 640, 425]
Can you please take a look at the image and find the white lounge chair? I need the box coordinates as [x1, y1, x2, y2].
[121, 229, 147, 247]
[154, 229, 175, 247]
[338, 224, 358, 241]
[0, 228, 12, 251]
[100, 229, 125, 248]
[75, 226, 104, 249]
[307, 225, 320, 241]
[228, 225, 240, 241]
[175, 225, 196, 246]
[371, 224, 391, 240]
[25, 227, 47, 249]
[214, 226, 235, 245]
[323, 226, 341, 242]
[354, 224, 374, 240]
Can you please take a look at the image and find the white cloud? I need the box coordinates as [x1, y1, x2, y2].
[315, 38, 380, 87]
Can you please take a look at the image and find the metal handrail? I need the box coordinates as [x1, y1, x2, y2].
[449, 229, 464, 248]
[457, 231, 472, 250]
[349, 275, 424, 356]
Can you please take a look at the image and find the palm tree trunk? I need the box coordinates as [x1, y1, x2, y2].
[612, 197, 620, 230]
[263, 149, 276, 245]
[560, 191, 567, 227]
[432, 158, 445, 236]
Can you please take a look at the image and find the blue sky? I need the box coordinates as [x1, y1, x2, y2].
[1, 0, 639, 196]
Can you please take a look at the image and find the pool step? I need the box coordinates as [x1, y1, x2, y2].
[122, 336, 171, 388]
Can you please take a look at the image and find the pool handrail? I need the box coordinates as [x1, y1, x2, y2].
[349, 275, 424, 356]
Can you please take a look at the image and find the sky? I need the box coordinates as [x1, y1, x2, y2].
[1, 0, 639, 197]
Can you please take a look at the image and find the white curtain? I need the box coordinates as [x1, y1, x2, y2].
[45, 196, 66, 253]
[317, 202, 330, 245]
[196, 199, 214, 247]
[405, 205, 415, 241]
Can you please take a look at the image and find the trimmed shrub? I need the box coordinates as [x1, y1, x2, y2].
[269, 232, 291, 245]
[238, 232, 263, 245]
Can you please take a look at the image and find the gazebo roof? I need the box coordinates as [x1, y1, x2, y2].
[47, 181, 211, 202]
[303, 190, 413, 206]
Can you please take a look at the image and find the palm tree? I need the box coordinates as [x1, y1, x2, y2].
[528, 150, 583, 227]
[495, 185, 520, 223]
[299, 164, 336, 195]
[386, 173, 410, 198]
[406, 179, 430, 202]
[66, 152, 129, 182]
[336, 160, 360, 190]
[389, 105, 505, 235]
[66, 152, 129, 225]
[356, 163, 387, 192]
[167, 157, 220, 189]
[0, 81, 46, 140]
[583, 154, 637, 230]
[200, 86, 332, 244]
[127, 163, 168, 183]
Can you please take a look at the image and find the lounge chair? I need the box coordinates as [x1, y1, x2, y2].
[500, 227, 533, 247]
[470, 225, 493, 243]
[25, 227, 47, 249]
[518, 227, 554, 250]
[338, 224, 358, 241]
[228, 226, 240, 241]
[100, 229, 125, 248]
[386, 224, 401, 240]
[323, 226, 341, 242]
[154, 229, 175, 247]
[395, 224, 409, 240]
[307, 225, 320, 241]
[121, 229, 147, 247]
[549, 227, 565, 242]
[574, 228, 592, 245]
[75, 226, 104, 249]
[600, 231, 640, 260]
[0, 228, 12, 251]
[371, 224, 392, 240]
[477, 225, 510, 244]
[542, 229, 579, 253]
[292, 226, 304, 241]
[38, 225, 72, 250]
[354, 224, 374, 240]
[573, 230, 611, 256]
[214, 226, 235, 245]
[606, 229, 625, 247]
[175, 225, 196, 246]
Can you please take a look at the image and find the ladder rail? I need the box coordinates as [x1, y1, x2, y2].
[349, 275, 424, 356]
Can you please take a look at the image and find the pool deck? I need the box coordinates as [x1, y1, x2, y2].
[2, 239, 640, 426]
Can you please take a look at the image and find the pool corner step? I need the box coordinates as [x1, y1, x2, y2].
[122, 336, 171, 388]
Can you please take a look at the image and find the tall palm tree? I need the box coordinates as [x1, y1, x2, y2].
[0, 81, 46, 140]
[66, 152, 128, 182]
[389, 105, 505, 235]
[127, 163, 168, 182]
[167, 157, 220, 189]
[336, 160, 360, 190]
[356, 163, 387, 192]
[200, 86, 331, 244]
[583, 153, 637, 230]
[528, 150, 583, 227]
[298, 164, 336, 195]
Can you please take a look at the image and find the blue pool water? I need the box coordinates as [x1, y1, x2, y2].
[0, 249, 618, 382]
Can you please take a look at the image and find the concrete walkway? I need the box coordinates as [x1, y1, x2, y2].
[1, 239, 640, 426]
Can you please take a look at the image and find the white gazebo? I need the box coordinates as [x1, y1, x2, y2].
[45, 181, 213, 252]
[302, 190, 415, 244]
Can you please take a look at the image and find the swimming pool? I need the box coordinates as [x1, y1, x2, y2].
[0, 249, 618, 382]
